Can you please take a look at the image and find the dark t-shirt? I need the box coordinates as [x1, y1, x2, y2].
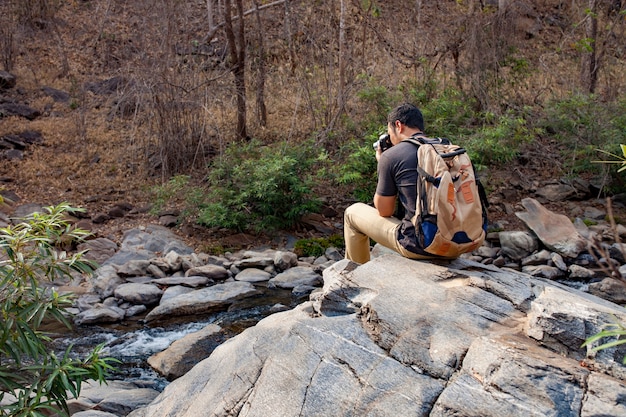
[375, 140, 429, 255]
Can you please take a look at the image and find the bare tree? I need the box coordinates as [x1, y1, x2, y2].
[223, 0, 247, 141]
[581, 0, 599, 93]
[254, 0, 267, 127]
[337, 0, 347, 113]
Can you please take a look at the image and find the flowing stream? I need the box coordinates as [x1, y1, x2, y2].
[49, 284, 298, 391]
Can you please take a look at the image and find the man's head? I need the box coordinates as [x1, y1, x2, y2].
[387, 103, 424, 145]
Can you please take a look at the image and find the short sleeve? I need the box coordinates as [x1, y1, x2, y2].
[375, 153, 398, 197]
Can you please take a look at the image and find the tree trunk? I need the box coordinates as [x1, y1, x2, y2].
[337, 0, 346, 112]
[254, 1, 267, 127]
[223, 0, 247, 141]
[581, 0, 599, 93]
[207, 0, 216, 30]
[284, 0, 296, 73]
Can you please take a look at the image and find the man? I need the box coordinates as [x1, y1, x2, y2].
[344, 103, 435, 263]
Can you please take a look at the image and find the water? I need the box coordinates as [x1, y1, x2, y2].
[49, 284, 299, 391]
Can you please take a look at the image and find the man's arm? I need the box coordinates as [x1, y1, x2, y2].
[374, 193, 396, 217]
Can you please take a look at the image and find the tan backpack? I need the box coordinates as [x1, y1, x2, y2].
[406, 136, 488, 258]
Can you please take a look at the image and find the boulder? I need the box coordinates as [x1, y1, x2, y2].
[67, 380, 159, 416]
[114, 283, 163, 305]
[132, 256, 626, 417]
[144, 281, 260, 323]
[234, 268, 271, 283]
[147, 324, 223, 380]
[268, 266, 322, 289]
[498, 231, 539, 261]
[516, 198, 586, 258]
[78, 238, 118, 265]
[184, 264, 229, 280]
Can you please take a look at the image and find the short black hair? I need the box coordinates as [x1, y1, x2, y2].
[387, 103, 424, 131]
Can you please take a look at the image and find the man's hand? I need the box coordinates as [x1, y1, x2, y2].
[374, 194, 396, 217]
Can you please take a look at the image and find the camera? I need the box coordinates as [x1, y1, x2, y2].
[373, 133, 393, 152]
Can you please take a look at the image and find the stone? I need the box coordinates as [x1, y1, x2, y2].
[74, 306, 125, 325]
[535, 183, 578, 202]
[273, 250, 298, 271]
[568, 264, 595, 279]
[114, 283, 163, 305]
[160, 285, 194, 303]
[90, 264, 123, 298]
[164, 250, 183, 272]
[268, 266, 322, 289]
[234, 268, 271, 282]
[584, 206, 606, 220]
[184, 264, 229, 280]
[521, 249, 551, 266]
[234, 256, 274, 269]
[159, 215, 178, 227]
[499, 231, 539, 260]
[151, 276, 212, 288]
[432, 334, 588, 416]
[72, 411, 119, 417]
[147, 324, 223, 380]
[117, 260, 152, 277]
[324, 247, 343, 261]
[551, 252, 568, 271]
[144, 281, 260, 323]
[78, 238, 118, 265]
[146, 264, 166, 278]
[516, 198, 586, 258]
[41, 86, 70, 102]
[587, 277, 626, 305]
[522, 264, 565, 279]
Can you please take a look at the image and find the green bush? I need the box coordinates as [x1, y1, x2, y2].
[149, 174, 191, 216]
[541, 94, 626, 176]
[198, 139, 322, 233]
[336, 133, 380, 203]
[464, 109, 536, 167]
[414, 87, 475, 139]
[294, 235, 344, 258]
[356, 73, 395, 132]
[0, 203, 118, 417]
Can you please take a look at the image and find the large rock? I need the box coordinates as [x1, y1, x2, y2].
[516, 198, 586, 258]
[268, 266, 322, 289]
[68, 380, 159, 416]
[147, 324, 223, 380]
[78, 237, 118, 265]
[114, 283, 163, 305]
[144, 281, 260, 323]
[132, 256, 626, 417]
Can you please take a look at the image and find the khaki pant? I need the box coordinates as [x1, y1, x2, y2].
[343, 203, 433, 264]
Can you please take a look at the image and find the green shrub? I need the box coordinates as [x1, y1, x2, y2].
[542, 94, 626, 176]
[198, 139, 322, 233]
[294, 235, 344, 258]
[464, 109, 536, 167]
[336, 133, 380, 202]
[414, 87, 475, 139]
[356, 73, 395, 125]
[150, 175, 191, 216]
[0, 203, 118, 417]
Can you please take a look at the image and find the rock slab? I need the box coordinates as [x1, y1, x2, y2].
[131, 255, 626, 417]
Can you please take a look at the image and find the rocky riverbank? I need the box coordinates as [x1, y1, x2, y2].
[3, 195, 626, 415]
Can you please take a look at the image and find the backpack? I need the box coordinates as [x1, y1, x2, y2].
[406, 136, 488, 258]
